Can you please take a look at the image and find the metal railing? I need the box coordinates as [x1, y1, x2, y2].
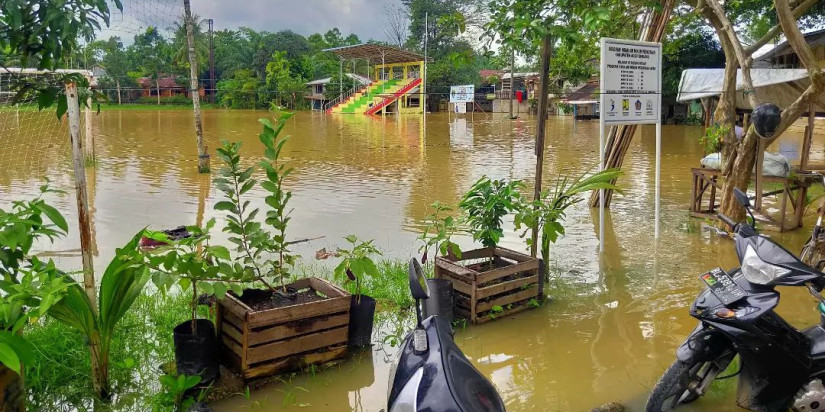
[323, 83, 369, 112]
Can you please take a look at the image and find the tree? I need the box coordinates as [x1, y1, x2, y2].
[172, 13, 208, 69]
[98, 37, 130, 104]
[128, 27, 174, 105]
[383, 5, 409, 47]
[695, 0, 825, 221]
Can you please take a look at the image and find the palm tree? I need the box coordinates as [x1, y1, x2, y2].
[171, 12, 208, 68]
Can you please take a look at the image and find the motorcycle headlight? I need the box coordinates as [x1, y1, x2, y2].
[741, 245, 791, 285]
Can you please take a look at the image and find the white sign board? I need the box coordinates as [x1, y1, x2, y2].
[600, 38, 661, 125]
[449, 85, 475, 103]
[598, 38, 663, 251]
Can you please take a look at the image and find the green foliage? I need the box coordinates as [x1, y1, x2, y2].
[142, 220, 243, 334]
[459, 177, 524, 249]
[662, 31, 724, 97]
[701, 124, 729, 154]
[152, 374, 202, 412]
[515, 168, 622, 279]
[0, 0, 122, 69]
[418, 202, 461, 263]
[333, 236, 382, 299]
[213, 113, 297, 291]
[0, 185, 71, 375]
[216, 69, 263, 109]
[47, 232, 150, 398]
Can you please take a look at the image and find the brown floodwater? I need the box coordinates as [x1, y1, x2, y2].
[1, 109, 823, 411]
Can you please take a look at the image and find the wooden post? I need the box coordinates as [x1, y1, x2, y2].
[184, 0, 210, 173]
[84, 95, 95, 164]
[801, 105, 815, 170]
[531, 35, 552, 297]
[65, 82, 97, 309]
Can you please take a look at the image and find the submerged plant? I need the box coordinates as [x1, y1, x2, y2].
[47, 232, 150, 399]
[700, 123, 729, 154]
[418, 201, 461, 264]
[334, 235, 381, 303]
[515, 168, 622, 281]
[213, 113, 297, 293]
[0, 185, 71, 375]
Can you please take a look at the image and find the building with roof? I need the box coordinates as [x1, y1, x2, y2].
[323, 43, 430, 115]
[136, 76, 204, 99]
[756, 28, 825, 69]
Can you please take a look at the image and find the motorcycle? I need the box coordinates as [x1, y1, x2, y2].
[386, 258, 506, 412]
[647, 188, 825, 412]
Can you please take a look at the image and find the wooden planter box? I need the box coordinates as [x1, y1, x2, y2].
[216, 277, 351, 380]
[435, 247, 540, 324]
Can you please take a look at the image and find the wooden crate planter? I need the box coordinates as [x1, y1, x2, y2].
[435, 247, 540, 324]
[216, 277, 351, 380]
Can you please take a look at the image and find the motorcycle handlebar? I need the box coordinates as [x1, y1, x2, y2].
[718, 213, 737, 229]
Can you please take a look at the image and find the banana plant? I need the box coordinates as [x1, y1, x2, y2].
[515, 168, 623, 282]
[47, 232, 150, 400]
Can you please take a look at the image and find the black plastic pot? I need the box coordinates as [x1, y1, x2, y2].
[348, 295, 376, 348]
[424, 278, 454, 324]
[173, 319, 220, 383]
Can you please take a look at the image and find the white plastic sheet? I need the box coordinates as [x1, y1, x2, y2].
[677, 69, 824, 112]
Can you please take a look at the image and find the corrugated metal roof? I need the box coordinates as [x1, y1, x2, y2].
[756, 28, 825, 61]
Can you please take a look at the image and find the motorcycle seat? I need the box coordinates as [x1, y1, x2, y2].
[432, 316, 506, 412]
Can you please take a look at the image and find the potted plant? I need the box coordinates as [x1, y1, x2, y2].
[211, 114, 351, 380]
[333, 235, 381, 348]
[0, 188, 72, 409]
[515, 168, 622, 293]
[417, 202, 461, 322]
[434, 176, 541, 324]
[142, 220, 235, 384]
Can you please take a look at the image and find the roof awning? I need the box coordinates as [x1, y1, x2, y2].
[306, 77, 332, 86]
[677, 68, 823, 111]
[324, 43, 428, 64]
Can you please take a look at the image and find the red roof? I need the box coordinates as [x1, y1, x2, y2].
[479, 70, 503, 79]
[137, 76, 184, 89]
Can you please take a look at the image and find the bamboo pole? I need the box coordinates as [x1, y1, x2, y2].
[531, 36, 553, 298]
[509, 48, 515, 118]
[66, 83, 97, 309]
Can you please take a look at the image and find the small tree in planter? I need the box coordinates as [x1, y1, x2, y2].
[333, 235, 381, 348]
[142, 219, 237, 384]
[211, 114, 351, 380]
[434, 176, 540, 324]
[515, 168, 622, 285]
[458, 176, 524, 268]
[418, 201, 462, 266]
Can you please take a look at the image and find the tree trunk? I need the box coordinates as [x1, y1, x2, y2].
[156, 77, 160, 105]
[89, 333, 110, 400]
[116, 79, 122, 105]
[184, 0, 210, 173]
[509, 48, 515, 118]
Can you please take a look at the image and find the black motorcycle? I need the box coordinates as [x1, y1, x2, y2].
[386, 258, 506, 412]
[647, 188, 825, 412]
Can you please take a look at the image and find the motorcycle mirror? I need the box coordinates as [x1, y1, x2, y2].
[752, 103, 781, 139]
[733, 188, 751, 208]
[408, 258, 430, 301]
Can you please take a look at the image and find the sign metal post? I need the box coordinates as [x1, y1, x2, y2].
[599, 38, 663, 251]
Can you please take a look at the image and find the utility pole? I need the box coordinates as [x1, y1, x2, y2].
[208, 18, 215, 104]
[509, 48, 515, 118]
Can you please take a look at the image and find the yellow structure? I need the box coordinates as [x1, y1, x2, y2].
[324, 44, 428, 115]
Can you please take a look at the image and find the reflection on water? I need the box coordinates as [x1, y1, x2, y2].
[1, 110, 822, 411]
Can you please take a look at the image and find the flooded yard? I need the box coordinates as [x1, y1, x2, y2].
[2, 109, 823, 411]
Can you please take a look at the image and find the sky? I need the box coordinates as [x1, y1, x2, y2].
[191, 0, 404, 42]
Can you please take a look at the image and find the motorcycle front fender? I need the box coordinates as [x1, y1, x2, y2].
[676, 323, 732, 364]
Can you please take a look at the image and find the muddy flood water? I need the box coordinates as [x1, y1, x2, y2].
[2, 109, 825, 411]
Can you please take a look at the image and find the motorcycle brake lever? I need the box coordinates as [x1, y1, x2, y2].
[807, 283, 825, 305]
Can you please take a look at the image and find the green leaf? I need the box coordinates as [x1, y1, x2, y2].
[0, 343, 21, 375]
[35, 203, 68, 232]
[214, 201, 237, 212]
[209, 246, 230, 261]
[55, 95, 68, 120]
